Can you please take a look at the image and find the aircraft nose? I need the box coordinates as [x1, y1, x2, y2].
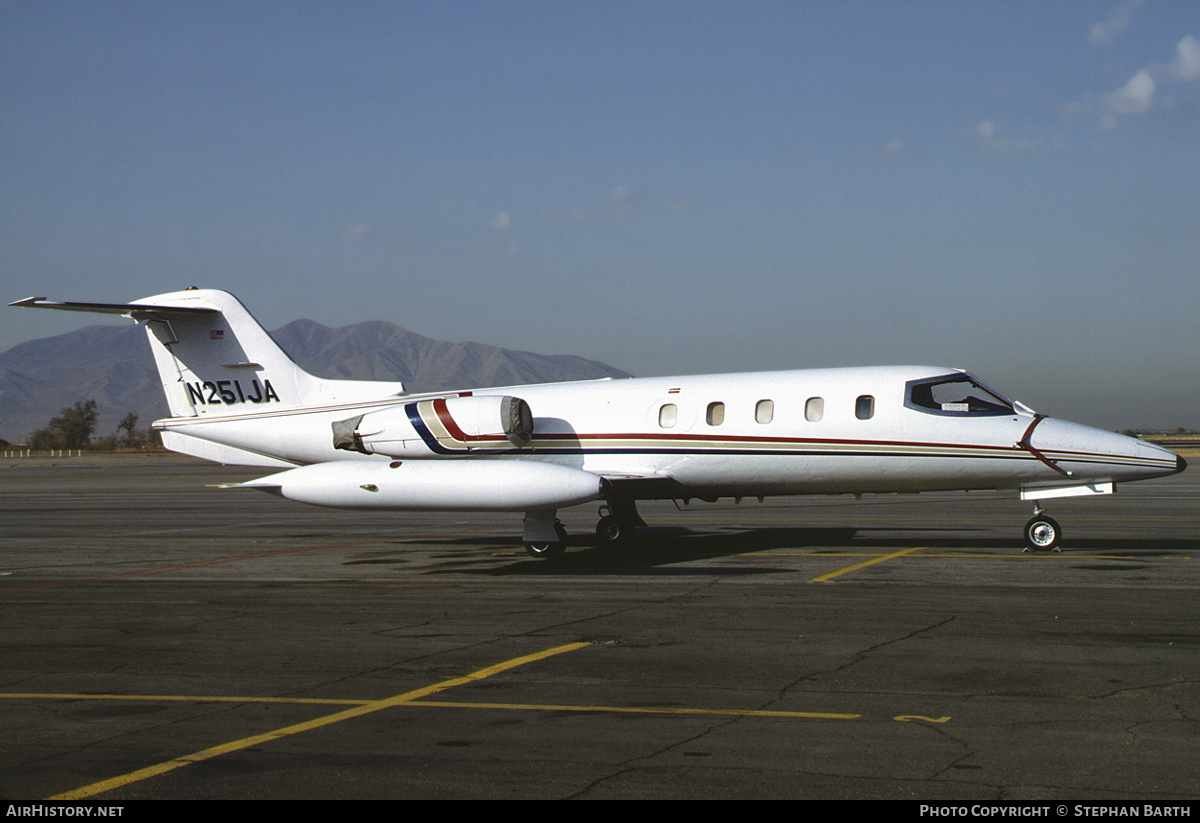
[1149, 440, 1187, 477]
[1025, 418, 1184, 482]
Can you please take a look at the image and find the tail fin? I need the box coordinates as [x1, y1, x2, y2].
[10, 288, 405, 419]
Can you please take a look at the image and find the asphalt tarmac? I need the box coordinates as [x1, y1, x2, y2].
[1, 453, 1197, 800]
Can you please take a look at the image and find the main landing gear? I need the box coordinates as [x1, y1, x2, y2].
[522, 511, 568, 559]
[1023, 506, 1062, 553]
[521, 499, 647, 559]
[595, 499, 645, 545]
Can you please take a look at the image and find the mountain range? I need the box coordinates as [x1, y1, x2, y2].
[0, 319, 631, 443]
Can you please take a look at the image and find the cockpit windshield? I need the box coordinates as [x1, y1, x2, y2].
[905, 374, 1014, 417]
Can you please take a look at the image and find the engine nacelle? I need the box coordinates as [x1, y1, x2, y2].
[237, 459, 605, 512]
[333, 395, 533, 457]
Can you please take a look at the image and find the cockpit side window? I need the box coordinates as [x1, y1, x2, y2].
[905, 375, 1014, 417]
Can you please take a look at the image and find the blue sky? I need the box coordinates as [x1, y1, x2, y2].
[3, 1, 1198, 429]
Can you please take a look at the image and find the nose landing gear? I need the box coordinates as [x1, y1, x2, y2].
[1023, 506, 1062, 552]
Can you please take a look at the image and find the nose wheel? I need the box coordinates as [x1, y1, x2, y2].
[1023, 509, 1061, 552]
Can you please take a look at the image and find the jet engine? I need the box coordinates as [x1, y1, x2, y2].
[333, 395, 533, 457]
[236, 459, 605, 512]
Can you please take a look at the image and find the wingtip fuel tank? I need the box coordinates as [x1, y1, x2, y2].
[235, 459, 606, 512]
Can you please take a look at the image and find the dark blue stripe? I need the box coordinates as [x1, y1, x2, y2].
[405, 402, 455, 455]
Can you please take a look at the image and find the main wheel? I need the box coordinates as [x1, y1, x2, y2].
[524, 541, 565, 559]
[1024, 515, 1061, 551]
[596, 515, 628, 543]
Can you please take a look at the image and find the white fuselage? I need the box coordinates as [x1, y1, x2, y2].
[156, 365, 1179, 502]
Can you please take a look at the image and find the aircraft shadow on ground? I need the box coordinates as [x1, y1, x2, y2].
[392, 526, 857, 576]
[406, 526, 1200, 577]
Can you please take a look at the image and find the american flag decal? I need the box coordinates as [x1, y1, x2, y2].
[210, 330, 224, 340]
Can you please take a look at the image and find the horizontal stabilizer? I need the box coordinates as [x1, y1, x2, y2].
[9, 297, 217, 317]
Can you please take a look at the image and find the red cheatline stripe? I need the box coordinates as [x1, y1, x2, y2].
[432, 397, 471, 442]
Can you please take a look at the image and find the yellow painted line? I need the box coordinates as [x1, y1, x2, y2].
[759, 551, 1187, 560]
[0, 694, 884, 723]
[50, 641, 589, 800]
[809, 546, 926, 582]
[416, 700, 858, 720]
[2, 693, 858, 719]
[3, 694, 860, 725]
[1, 692, 367, 706]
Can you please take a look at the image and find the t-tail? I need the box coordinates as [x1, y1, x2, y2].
[10, 287, 406, 420]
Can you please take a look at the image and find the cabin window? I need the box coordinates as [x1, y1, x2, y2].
[905, 374, 1014, 417]
[755, 399, 774, 424]
[805, 397, 824, 422]
[856, 395, 874, 420]
[706, 402, 725, 426]
[658, 403, 677, 428]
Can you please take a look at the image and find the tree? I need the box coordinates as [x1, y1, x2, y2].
[40, 400, 99, 450]
[117, 412, 141, 447]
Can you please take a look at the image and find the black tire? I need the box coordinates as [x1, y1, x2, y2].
[595, 515, 625, 543]
[1024, 515, 1061, 551]
[524, 541, 565, 559]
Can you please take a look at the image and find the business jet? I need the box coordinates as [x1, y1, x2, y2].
[11, 288, 1185, 557]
